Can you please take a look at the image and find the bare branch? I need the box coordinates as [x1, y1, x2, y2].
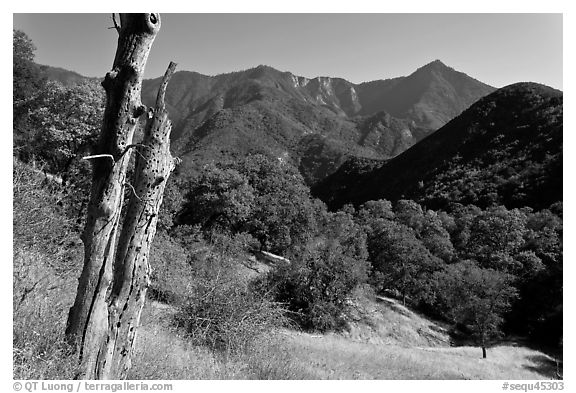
[82, 154, 114, 162]
[155, 61, 177, 110]
[111, 13, 120, 33]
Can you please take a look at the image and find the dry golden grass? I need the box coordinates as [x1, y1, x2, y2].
[129, 301, 312, 380]
[14, 237, 558, 381]
[129, 298, 558, 380]
[343, 290, 450, 347]
[13, 248, 80, 379]
[13, 161, 83, 379]
[278, 330, 558, 379]
[276, 292, 560, 380]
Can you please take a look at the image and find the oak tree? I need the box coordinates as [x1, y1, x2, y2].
[435, 260, 518, 358]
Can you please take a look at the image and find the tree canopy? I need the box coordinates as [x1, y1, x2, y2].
[179, 154, 322, 254]
[434, 260, 518, 357]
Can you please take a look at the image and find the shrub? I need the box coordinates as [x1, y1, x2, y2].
[173, 239, 287, 355]
[260, 210, 370, 331]
[13, 159, 77, 255]
[147, 231, 193, 305]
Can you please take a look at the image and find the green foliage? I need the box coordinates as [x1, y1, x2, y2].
[356, 199, 448, 305]
[13, 46, 105, 226]
[446, 203, 482, 250]
[446, 204, 555, 277]
[156, 176, 187, 231]
[354, 197, 561, 350]
[182, 163, 256, 234]
[434, 261, 518, 354]
[239, 154, 321, 253]
[260, 210, 370, 331]
[12, 31, 104, 216]
[26, 80, 105, 224]
[13, 30, 46, 144]
[180, 154, 322, 254]
[466, 206, 527, 268]
[524, 206, 563, 266]
[394, 200, 455, 261]
[33, 80, 105, 226]
[13, 29, 35, 62]
[25, 80, 105, 174]
[367, 219, 443, 305]
[507, 206, 562, 344]
[420, 84, 562, 211]
[510, 261, 562, 346]
[356, 199, 395, 232]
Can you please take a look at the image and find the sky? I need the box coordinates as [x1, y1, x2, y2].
[12, 13, 563, 89]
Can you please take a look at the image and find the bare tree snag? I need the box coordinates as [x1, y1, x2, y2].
[65, 14, 162, 379]
[98, 61, 178, 379]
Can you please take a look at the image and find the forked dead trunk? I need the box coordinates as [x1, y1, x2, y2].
[98, 62, 177, 378]
[65, 14, 175, 379]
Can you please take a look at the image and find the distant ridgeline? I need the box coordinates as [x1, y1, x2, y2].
[42, 60, 495, 186]
[313, 83, 562, 212]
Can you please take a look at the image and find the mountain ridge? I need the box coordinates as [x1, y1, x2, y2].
[313, 82, 563, 211]
[139, 60, 495, 183]
[40, 60, 496, 184]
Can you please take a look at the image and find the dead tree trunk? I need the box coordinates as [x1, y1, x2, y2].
[98, 62, 177, 379]
[65, 14, 165, 379]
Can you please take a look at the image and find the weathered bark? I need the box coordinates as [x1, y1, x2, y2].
[96, 61, 177, 379]
[65, 14, 161, 379]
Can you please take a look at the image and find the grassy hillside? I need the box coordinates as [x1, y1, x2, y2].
[279, 334, 558, 379]
[13, 160, 82, 379]
[128, 294, 559, 380]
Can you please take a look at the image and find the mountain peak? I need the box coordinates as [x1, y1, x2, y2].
[429, 59, 446, 66]
[247, 64, 285, 79]
[254, 64, 275, 71]
[417, 59, 451, 73]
